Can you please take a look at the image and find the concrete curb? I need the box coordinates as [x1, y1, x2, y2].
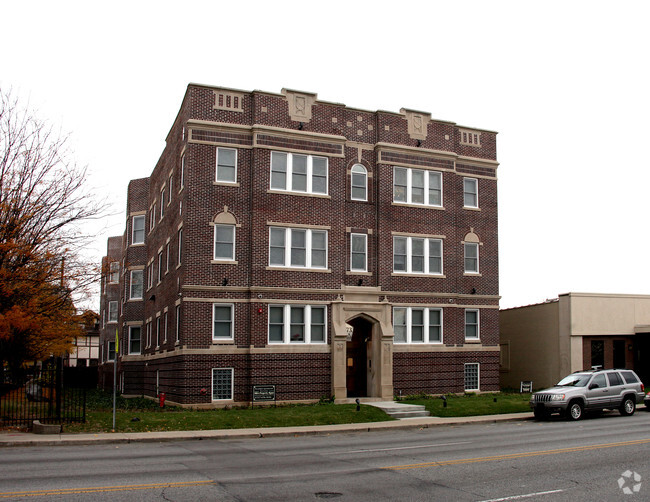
[0, 412, 533, 447]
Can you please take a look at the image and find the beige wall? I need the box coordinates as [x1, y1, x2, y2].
[501, 292, 650, 390]
[566, 293, 650, 336]
[500, 301, 560, 389]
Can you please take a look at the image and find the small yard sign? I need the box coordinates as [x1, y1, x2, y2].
[520, 381, 533, 393]
[252, 385, 276, 407]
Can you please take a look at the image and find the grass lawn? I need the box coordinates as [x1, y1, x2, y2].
[400, 392, 532, 417]
[63, 391, 393, 433]
[60, 390, 533, 433]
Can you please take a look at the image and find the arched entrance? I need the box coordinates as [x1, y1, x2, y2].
[330, 287, 394, 401]
[346, 317, 373, 397]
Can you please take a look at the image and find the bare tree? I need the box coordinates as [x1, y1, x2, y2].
[0, 88, 106, 375]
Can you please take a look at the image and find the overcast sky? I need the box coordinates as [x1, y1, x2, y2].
[2, 1, 649, 310]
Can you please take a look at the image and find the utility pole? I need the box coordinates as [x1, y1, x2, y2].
[112, 327, 118, 431]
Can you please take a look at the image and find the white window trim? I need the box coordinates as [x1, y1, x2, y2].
[393, 167, 442, 207]
[129, 270, 143, 300]
[214, 224, 236, 261]
[464, 362, 480, 391]
[464, 242, 479, 274]
[350, 233, 368, 272]
[212, 304, 234, 341]
[146, 321, 151, 348]
[463, 177, 479, 208]
[267, 305, 327, 344]
[180, 154, 186, 190]
[109, 262, 120, 284]
[108, 301, 118, 324]
[128, 326, 141, 355]
[155, 316, 161, 348]
[268, 227, 328, 270]
[392, 307, 443, 344]
[465, 309, 480, 340]
[212, 368, 234, 401]
[393, 236, 443, 275]
[157, 251, 163, 284]
[216, 147, 238, 184]
[350, 164, 368, 201]
[107, 340, 116, 362]
[132, 215, 145, 245]
[159, 187, 165, 220]
[175, 305, 181, 344]
[177, 228, 183, 266]
[270, 151, 329, 195]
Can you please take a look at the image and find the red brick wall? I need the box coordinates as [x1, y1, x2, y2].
[101, 84, 500, 404]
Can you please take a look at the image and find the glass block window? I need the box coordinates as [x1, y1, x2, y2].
[212, 368, 234, 400]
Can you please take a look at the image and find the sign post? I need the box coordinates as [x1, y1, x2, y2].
[112, 328, 118, 431]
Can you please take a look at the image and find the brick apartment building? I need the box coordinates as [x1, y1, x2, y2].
[98, 84, 500, 406]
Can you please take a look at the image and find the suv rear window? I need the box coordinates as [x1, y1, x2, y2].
[621, 371, 639, 384]
[606, 372, 623, 386]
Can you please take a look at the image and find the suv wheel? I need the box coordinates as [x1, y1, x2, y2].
[620, 396, 636, 416]
[566, 400, 583, 420]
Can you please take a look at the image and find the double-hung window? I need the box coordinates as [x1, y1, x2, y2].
[268, 305, 326, 344]
[351, 164, 367, 201]
[270, 152, 328, 195]
[177, 228, 183, 265]
[212, 368, 233, 401]
[180, 154, 186, 189]
[463, 178, 478, 208]
[393, 167, 442, 206]
[350, 233, 367, 272]
[108, 301, 118, 323]
[157, 251, 163, 283]
[465, 309, 480, 340]
[130, 270, 143, 299]
[109, 262, 119, 283]
[128, 326, 141, 355]
[393, 307, 443, 343]
[175, 305, 181, 343]
[216, 147, 237, 183]
[269, 227, 327, 269]
[160, 188, 165, 219]
[107, 341, 116, 362]
[214, 224, 235, 260]
[393, 236, 443, 275]
[213, 304, 233, 340]
[132, 215, 145, 245]
[464, 243, 479, 273]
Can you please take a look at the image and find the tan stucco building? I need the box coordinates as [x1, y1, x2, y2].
[500, 293, 650, 390]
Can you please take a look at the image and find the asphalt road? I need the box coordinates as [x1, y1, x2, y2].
[1, 410, 649, 501]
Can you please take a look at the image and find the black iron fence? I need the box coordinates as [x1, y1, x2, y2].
[0, 358, 87, 427]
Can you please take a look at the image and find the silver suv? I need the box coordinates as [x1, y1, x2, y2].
[530, 369, 645, 420]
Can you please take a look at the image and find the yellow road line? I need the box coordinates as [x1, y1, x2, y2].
[383, 437, 650, 471]
[0, 480, 214, 498]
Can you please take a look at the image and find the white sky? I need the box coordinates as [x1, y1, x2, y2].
[2, 1, 649, 310]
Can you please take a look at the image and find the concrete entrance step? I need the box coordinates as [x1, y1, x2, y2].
[365, 401, 430, 419]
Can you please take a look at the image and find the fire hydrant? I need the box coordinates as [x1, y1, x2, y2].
[159, 392, 166, 408]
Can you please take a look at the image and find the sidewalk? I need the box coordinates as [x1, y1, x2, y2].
[0, 412, 533, 447]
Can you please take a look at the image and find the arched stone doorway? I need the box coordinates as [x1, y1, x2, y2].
[331, 286, 394, 401]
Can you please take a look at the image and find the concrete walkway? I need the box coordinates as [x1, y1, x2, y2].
[0, 412, 533, 447]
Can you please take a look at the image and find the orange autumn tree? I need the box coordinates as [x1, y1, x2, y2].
[0, 88, 105, 377]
